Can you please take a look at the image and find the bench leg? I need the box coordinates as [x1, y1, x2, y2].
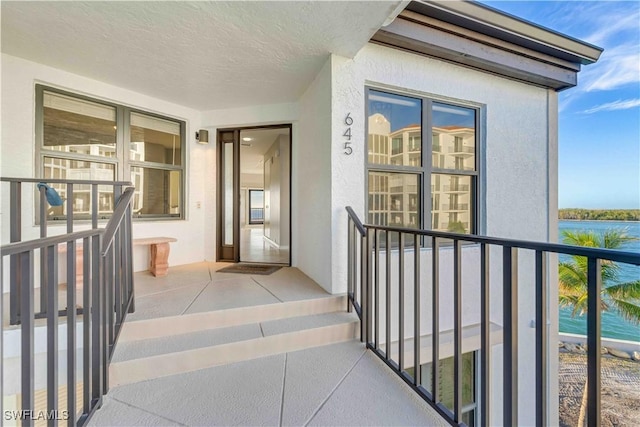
[149, 242, 170, 277]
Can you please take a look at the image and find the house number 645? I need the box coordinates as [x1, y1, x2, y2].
[343, 113, 353, 155]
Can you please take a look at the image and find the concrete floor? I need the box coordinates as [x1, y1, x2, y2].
[89, 341, 449, 427]
[89, 263, 448, 426]
[128, 262, 331, 322]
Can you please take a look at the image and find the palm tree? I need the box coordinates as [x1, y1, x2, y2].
[558, 228, 640, 427]
[559, 228, 640, 325]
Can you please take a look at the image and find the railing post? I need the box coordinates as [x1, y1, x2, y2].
[587, 257, 602, 427]
[480, 243, 490, 427]
[399, 232, 405, 371]
[91, 233, 103, 406]
[413, 233, 421, 387]
[535, 250, 547, 427]
[46, 245, 59, 427]
[102, 247, 110, 394]
[366, 229, 373, 345]
[10, 181, 22, 325]
[347, 218, 353, 313]
[432, 236, 439, 403]
[374, 229, 380, 350]
[20, 250, 35, 427]
[360, 232, 367, 343]
[503, 246, 518, 426]
[66, 184, 77, 426]
[40, 185, 48, 317]
[453, 239, 462, 422]
[385, 230, 391, 359]
[82, 237, 92, 414]
[351, 222, 357, 315]
[126, 203, 135, 314]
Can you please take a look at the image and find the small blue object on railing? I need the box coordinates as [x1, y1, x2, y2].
[37, 182, 63, 206]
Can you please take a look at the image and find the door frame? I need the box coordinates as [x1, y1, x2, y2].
[216, 124, 293, 265]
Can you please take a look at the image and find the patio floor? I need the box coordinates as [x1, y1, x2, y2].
[128, 262, 332, 322]
[87, 262, 448, 426]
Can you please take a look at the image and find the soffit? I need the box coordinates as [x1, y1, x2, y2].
[1, 1, 405, 111]
[407, 1, 602, 65]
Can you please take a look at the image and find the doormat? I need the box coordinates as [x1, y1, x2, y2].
[217, 264, 282, 275]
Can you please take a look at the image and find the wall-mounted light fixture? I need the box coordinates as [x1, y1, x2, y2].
[195, 130, 209, 145]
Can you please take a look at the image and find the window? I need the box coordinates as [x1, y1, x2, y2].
[366, 89, 478, 234]
[248, 189, 264, 225]
[407, 352, 478, 426]
[36, 85, 185, 220]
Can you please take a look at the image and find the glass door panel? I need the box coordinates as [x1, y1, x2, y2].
[218, 130, 238, 261]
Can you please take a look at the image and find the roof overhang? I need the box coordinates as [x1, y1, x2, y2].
[371, 0, 603, 91]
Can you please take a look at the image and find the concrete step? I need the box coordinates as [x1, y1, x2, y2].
[109, 310, 359, 387]
[117, 295, 347, 343]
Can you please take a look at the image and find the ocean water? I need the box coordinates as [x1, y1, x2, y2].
[558, 220, 640, 342]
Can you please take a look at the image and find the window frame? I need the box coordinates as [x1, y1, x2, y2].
[35, 84, 186, 221]
[248, 189, 265, 225]
[364, 86, 481, 235]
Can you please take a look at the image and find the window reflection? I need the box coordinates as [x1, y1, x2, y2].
[368, 172, 419, 228]
[130, 167, 180, 217]
[42, 157, 115, 219]
[367, 89, 477, 235]
[130, 113, 181, 166]
[368, 91, 421, 167]
[432, 103, 475, 171]
[431, 174, 472, 233]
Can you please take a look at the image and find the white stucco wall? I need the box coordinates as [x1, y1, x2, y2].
[0, 53, 205, 283]
[295, 58, 333, 291]
[329, 43, 556, 425]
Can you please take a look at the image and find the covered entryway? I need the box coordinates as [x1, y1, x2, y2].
[217, 126, 291, 264]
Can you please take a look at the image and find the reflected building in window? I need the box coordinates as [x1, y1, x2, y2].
[367, 112, 474, 233]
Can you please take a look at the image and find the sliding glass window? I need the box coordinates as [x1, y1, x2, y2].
[366, 88, 478, 235]
[36, 85, 185, 220]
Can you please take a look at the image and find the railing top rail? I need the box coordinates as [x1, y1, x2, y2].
[102, 187, 135, 255]
[346, 206, 366, 236]
[0, 229, 101, 256]
[344, 207, 640, 265]
[1, 177, 133, 186]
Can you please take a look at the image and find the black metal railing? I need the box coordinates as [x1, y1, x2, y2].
[345, 206, 640, 427]
[1, 177, 135, 426]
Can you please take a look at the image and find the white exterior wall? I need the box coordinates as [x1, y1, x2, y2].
[329, 43, 556, 425]
[0, 54, 205, 281]
[295, 58, 333, 291]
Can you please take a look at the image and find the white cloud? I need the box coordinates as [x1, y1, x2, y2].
[582, 99, 640, 114]
[579, 43, 640, 93]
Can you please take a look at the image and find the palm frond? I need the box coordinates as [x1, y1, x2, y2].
[559, 261, 587, 293]
[605, 280, 640, 300]
[561, 230, 601, 248]
[609, 299, 640, 325]
[603, 228, 639, 250]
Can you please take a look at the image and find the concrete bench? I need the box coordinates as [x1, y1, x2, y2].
[133, 237, 177, 277]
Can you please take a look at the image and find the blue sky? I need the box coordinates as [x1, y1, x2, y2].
[480, 1, 640, 209]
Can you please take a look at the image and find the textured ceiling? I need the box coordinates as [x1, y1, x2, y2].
[1, 1, 405, 111]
